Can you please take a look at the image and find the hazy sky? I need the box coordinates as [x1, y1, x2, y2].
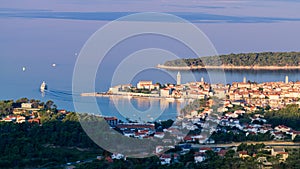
[1, 0, 299, 55]
[1, 0, 300, 17]
[0, 1, 299, 63]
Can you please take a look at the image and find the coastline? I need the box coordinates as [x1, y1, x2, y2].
[157, 64, 300, 70]
[80, 92, 190, 101]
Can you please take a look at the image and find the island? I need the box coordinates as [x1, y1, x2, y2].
[157, 51, 300, 70]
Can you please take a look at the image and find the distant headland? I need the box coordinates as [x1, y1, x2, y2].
[158, 51, 300, 70]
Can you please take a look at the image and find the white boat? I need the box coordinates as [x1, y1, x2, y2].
[40, 81, 48, 92]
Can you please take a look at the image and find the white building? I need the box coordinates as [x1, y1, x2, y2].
[137, 81, 153, 89]
[136, 81, 159, 90]
[111, 153, 125, 160]
[194, 153, 206, 163]
[21, 103, 32, 109]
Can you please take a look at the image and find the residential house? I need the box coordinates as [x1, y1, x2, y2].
[238, 151, 250, 159]
[194, 152, 206, 163]
[160, 154, 171, 165]
[271, 148, 289, 162]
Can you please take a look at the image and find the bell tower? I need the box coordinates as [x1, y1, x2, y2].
[177, 72, 181, 85]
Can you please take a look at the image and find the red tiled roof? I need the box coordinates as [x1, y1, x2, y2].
[218, 150, 228, 156]
[160, 154, 171, 159]
[293, 131, 300, 134]
[104, 117, 118, 121]
[117, 124, 154, 130]
[28, 118, 40, 124]
[239, 151, 248, 155]
[274, 131, 284, 135]
[155, 132, 164, 135]
[184, 136, 192, 141]
[199, 147, 212, 151]
[105, 157, 113, 163]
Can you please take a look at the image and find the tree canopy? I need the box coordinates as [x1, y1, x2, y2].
[163, 52, 300, 67]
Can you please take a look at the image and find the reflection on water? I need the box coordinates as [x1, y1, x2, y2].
[98, 96, 189, 122]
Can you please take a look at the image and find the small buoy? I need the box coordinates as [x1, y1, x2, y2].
[22, 67, 26, 72]
[52, 63, 56, 67]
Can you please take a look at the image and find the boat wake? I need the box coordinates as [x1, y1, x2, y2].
[44, 89, 75, 102]
[42, 89, 105, 104]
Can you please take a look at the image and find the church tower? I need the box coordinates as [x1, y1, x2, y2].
[177, 72, 181, 85]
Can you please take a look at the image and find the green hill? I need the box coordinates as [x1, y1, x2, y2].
[163, 52, 300, 67]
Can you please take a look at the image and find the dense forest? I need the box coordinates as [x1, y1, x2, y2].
[0, 115, 103, 168]
[163, 52, 300, 67]
[265, 104, 300, 131]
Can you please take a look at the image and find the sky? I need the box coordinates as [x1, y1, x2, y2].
[1, 0, 300, 54]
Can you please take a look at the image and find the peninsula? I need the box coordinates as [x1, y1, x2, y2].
[158, 51, 300, 70]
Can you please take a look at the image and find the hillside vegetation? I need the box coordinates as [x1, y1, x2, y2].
[163, 52, 300, 67]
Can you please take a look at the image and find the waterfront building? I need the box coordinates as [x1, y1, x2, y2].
[160, 88, 171, 97]
[109, 85, 121, 94]
[137, 81, 160, 90]
[137, 81, 153, 90]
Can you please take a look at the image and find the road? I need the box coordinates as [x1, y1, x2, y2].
[192, 141, 300, 148]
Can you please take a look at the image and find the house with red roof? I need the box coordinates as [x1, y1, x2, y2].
[160, 154, 171, 165]
[274, 125, 291, 133]
[218, 149, 228, 157]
